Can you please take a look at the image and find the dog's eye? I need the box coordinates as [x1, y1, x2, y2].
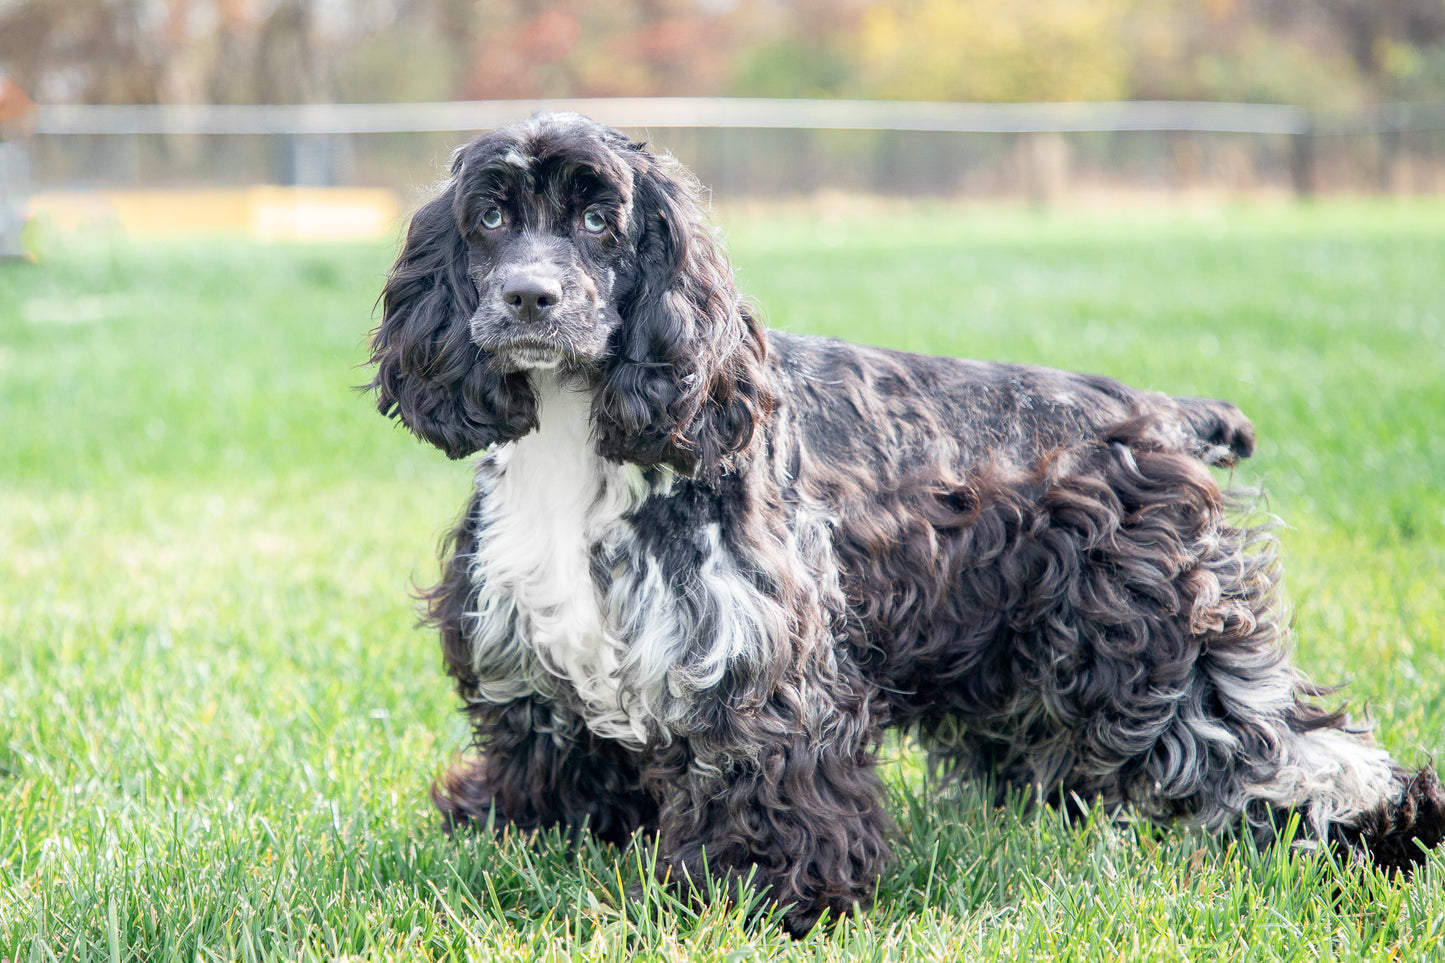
[581, 208, 607, 234]
[481, 207, 503, 230]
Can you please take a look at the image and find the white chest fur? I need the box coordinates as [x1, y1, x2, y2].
[466, 373, 656, 744]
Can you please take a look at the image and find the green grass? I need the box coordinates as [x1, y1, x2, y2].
[2, 200, 1444, 961]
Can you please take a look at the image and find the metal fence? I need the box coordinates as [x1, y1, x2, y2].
[21, 97, 1445, 201]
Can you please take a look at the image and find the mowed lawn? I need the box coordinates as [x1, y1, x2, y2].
[2, 201, 1444, 961]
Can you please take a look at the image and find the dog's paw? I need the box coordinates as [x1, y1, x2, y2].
[430, 759, 501, 835]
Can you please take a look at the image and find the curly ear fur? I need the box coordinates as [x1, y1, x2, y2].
[592, 148, 770, 477]
[368, 181, 537, 459]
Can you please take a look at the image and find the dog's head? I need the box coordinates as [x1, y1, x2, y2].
[368, 112, 768, 476]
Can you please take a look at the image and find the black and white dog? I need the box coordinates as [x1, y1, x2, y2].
[368, 113, 1443, 934]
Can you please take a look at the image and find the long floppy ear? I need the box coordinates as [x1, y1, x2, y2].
[592, 149, 770, 477]
[367, 182, 536, 459]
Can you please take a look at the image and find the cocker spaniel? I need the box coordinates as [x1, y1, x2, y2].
[368, 113, 1444, 934]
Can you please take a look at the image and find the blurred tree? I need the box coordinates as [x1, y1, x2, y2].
[333, 26, 459, 103]
[0, 0, 164, 103]
[730, 38, 853, 96]
[1126, 2, 1366, 108]
[1311, 0, 1445, 73]
[728, 0, 868, 97]
[1308, 0, 1445, 98]
[254, 0, 323, 104]
[458, 0, 741, 98]
[854, 0, 1135, 102]
[3, 0, 1445, 107]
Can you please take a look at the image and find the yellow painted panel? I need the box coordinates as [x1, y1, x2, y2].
[30, 187, 403, 240]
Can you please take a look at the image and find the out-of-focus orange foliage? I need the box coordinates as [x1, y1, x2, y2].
[464, 9, 585, 99]
[1, 0, 1444, 106]
[461, 0, 739, 99]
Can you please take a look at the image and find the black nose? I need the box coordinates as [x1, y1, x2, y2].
[502, 275, 563, 324]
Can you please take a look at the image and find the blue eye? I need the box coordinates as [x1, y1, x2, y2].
[481, 207, 503, 230]
[582, 208, 607, 234]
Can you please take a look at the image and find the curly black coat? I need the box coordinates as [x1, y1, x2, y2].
[368, 113, 1444, 934]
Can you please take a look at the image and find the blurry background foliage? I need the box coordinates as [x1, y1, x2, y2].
[2, 0, 1445, 108]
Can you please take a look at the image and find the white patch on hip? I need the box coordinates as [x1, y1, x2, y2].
[1243, 728, 1397, 836]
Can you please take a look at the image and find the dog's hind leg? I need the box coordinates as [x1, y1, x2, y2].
[1087, 441, 1445, 868]
[1139, 657, 1445, 872]
[917, 430, 1444, 871]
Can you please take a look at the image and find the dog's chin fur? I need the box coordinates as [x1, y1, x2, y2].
[496, 347, 565, 371]
[368, 112, 1445, 936]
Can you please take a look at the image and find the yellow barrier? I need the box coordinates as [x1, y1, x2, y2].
[30, 187, 403, 240]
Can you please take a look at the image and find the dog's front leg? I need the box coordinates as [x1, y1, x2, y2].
[643, 671, 891, 936]
[433, 695, 658, 847]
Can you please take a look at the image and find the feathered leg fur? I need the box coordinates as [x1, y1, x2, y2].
[434, 697, 657, 847]
[900, 422, 1444, 868]
[644, 662, 893, 935]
